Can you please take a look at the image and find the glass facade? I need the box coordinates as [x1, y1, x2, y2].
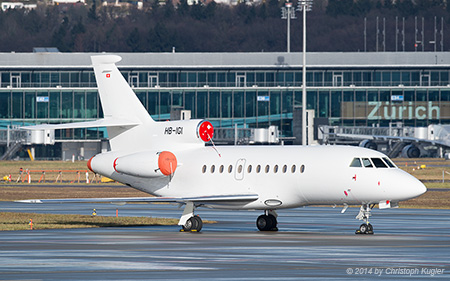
[2, 65, 450, 140]
[2, 68, 450, 88]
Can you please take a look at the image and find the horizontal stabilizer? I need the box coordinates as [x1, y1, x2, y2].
[16, 194, 259, 205]
[21, 118, 140, 130]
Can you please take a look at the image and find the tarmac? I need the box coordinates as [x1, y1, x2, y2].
[0, 202, 449, 280]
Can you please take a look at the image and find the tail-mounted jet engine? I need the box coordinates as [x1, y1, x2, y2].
[113, 151, 177, 178]
[88, 151, 177, 178]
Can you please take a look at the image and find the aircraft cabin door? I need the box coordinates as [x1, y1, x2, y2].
[235, 158, 246, 180]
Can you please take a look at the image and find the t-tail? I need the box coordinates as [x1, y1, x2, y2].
[90, 55, 214, 152]
[91, 55, 155, 151]
[22, 55, 215, 153]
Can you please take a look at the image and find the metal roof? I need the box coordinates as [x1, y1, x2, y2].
[0, 52, 449, 69]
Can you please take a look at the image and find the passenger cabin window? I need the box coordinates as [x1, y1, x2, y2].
[238, 165, 243, 173]
[228, 165, 233, 173]
[291, 165, 296, 173]
[219, 165, 224, 173]
[247, 165, 252, 173]
[211, 165, 216, 173]
[256, 165, 261, 173]
[274, 165, 279, 173]
[202, 165, 207, 173]
[300, 165, 305, 173]
[362, 158, 373, 168]
[371, 158, 388, 168]
[383, 157, 396, 168]
[265, 165, 270, 173]
[350, 158, 362, 167]
[282, 165, 287, 173]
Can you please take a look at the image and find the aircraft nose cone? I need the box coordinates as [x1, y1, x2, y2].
[403, 174, 427, 200]
[413, 180, 427, 197]
[389, 170, 427, 201]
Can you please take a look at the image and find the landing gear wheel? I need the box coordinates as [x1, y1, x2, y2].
[356, 223, 368, 234]
[193, 216, 203, 232]
[257, 215, 271, 231]
[355, 223, 374, 235]
[182, 217, 195, 232]
[267, 214, 278, 231]
[182, 216, 203, 232]
[256, 215, 278, 231]
[366, 223, 374, 234]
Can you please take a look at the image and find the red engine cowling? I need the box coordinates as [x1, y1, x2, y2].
[111, 151, 177, 178]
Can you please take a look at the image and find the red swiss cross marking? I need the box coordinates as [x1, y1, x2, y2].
[106, 73, 111, 78]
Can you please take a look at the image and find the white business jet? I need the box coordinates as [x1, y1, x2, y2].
[19, 55, 427, 234]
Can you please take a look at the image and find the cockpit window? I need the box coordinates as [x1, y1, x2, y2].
[383, 157, 396, 168]
[362, 158, 373, 168]
[371, 158, 388, 168]
[350, 158, 362, 167]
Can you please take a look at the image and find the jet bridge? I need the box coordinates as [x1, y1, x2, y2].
[0, 126, 54, 160]
[319, 124, 450, 158]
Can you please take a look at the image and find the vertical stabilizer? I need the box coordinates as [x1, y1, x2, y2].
[91, 55, 154, 151]
[91, 55, 153, 123]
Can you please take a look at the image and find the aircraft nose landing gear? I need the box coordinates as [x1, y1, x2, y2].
[356, 223, 373, 235]
[355, 204, 375, 235]
[256, 210, 278, 231]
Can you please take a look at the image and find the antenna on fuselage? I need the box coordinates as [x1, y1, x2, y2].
[208, 133, 221, 158]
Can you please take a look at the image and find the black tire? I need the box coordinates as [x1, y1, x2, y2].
[257, 215, 273, 231]
[267, 214, 278, 230]
[359, 224, 368, 234]
[183, 217, 198, 232]
[367, 223, 374, 234]
[193, 216, 203, 232]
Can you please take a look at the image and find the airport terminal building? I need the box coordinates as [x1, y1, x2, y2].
[1, 52, 450, 160]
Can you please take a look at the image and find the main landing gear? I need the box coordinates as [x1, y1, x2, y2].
[182, 215, 203, 232]
[179, 202, 203, 232]
[355, 204, 375, 235]
[256, 210, 278, 231]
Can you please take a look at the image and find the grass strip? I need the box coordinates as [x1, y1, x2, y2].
[0, 212, 179, 231]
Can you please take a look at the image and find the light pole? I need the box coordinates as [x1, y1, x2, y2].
[298, 0, 313, 146]
[281, 1, 296, 53]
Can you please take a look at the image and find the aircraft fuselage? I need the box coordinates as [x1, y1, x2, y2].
[89, 145, 425, 210]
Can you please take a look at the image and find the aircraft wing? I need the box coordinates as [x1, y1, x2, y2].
[20, 118, 140, 130]
[336, 133, 450, 148]
[16, 194, 259, 205]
